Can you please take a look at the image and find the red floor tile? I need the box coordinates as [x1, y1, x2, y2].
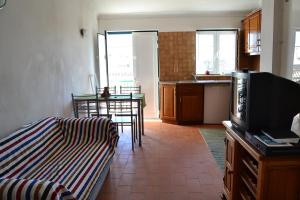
[97, 121, 223, 200]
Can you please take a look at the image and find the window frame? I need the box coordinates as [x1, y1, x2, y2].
[196, 29, 239, 75]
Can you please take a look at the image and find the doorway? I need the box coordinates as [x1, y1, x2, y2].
[98, 31, 159, 119]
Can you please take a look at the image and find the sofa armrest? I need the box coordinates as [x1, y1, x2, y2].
[58, 117, 119, 146]
[0, 177, 76, 200]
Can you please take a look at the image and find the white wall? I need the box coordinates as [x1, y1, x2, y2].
[0, 0, 99, 138]
[280, 0, 300, 78]
[260, 0, 300, 79]
[98, 14, 245, 33]
[260, 0, 275, 73]
[260, 0, 284, 75]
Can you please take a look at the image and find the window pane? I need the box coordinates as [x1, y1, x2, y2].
[292, 68, 300, 82]
[219, 33, 237, 74]
[107, 33, 134, 87]
[294, 47, 300, 65]
[293, 32, 300, 65]
[196, 33, 214, 74]
[295, 32, 300, 46]
[196, 30, 237, 74]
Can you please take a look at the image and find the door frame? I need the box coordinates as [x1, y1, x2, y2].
[104, 30, 160, 84]
[97, 33, 109, 88]
[100, 30, 160, 118]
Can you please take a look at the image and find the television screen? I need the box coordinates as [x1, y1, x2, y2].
[231, 72, 300, 133]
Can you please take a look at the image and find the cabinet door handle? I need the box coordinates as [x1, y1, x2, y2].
[224, 138, 228, 146]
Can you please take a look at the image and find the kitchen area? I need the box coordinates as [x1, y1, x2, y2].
[160, 78, 231, 125]
[158, 9, 261, 125]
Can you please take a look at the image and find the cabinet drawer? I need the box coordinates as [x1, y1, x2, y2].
[177, 84, 203, 95]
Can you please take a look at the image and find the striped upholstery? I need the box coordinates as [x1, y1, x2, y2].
[0, 117, 118, 200]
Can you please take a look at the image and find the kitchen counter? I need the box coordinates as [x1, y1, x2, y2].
[160, 80, 231, 84]
[160, 80, 231, 125]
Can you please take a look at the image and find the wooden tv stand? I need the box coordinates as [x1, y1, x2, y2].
[222, 121, 300, 200]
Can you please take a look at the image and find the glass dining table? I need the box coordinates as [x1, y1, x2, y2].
[72, 93, 146, 146]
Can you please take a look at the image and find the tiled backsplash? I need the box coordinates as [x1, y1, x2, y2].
[159, 32, 196, 81]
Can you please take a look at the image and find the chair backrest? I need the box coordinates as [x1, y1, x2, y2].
[97, 86, 117, 95]
[95, 90, 111, 118]
[71, 93, 77, 117]
[120, 86, 141, 94]
[106, 94, 133, 115]
[71, 93, 97, 118]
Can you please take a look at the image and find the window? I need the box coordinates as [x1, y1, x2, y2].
[196, 30, 237, 74]
[293, 31, 300, 65]
[106, 33, 134, 87]
[292, 31, 300, 82]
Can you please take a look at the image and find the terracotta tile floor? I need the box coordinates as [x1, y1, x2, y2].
[97, 121, 223, 200]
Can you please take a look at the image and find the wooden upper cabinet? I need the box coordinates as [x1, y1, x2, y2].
[242, 19, 250, 53]
[242, 9, 261, 55]
[249, 11, 261, 54]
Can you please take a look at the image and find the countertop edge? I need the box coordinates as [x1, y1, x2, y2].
[160, 80, 232, 84]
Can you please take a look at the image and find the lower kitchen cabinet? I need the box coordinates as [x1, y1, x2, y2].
[177, 84, 204, 124]
[160, 84, 176, 121]
[160, 83, 204, 124]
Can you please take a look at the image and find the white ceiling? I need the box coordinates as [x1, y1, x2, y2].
[97, 0, 261, 18]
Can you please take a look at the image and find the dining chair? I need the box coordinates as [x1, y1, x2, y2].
[96, 86, 118, 115]
[120, 85, 141, 94]
[71, 93, 97, 118]
[119, 85, 141, 132]
[97, 86, 117, 95]
[90, 93, 112, 119]
[103, 93, 138, 151]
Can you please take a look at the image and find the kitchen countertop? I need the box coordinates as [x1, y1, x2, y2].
[160, 80, 231, 84]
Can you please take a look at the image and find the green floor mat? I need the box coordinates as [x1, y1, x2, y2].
[199, 128, 225, 171]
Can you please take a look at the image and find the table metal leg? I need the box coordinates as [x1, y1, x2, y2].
[138, 101, 142, 146]
[141, 102, 144, 136]
[87, 100, 90, 117]
[75, 103, 79, 118]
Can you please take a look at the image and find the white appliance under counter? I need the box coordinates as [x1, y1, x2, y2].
[204, 84, 231, 124]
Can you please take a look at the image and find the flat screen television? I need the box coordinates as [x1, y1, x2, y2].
[230, 71, 300, 133]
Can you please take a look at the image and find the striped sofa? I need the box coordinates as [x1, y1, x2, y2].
[0, 117, 118, 200]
